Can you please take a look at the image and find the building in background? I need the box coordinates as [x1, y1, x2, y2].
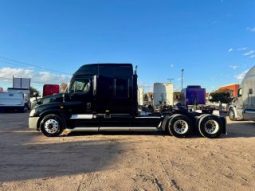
[153, 83, 174, 106]
[218, 84, 240, 97]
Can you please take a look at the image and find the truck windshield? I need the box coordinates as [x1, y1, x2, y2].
[69, 79, 91, 93]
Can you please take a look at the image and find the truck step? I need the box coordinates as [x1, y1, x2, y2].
[65, 126, 159, 133]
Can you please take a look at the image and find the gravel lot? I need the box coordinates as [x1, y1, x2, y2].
[0, 113, 255, 191]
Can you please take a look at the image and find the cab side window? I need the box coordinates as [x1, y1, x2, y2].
[70, 79, 91, 93]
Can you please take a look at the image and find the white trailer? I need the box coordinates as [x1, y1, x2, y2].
[138, 87, 144, 105]
[229, 66, 255, 121]
[153, 83, 173, 106]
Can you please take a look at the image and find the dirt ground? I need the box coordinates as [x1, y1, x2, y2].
[0, 113, 255, 191]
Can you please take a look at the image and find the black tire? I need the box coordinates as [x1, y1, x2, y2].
[168, 114, 193, 138]
[25, 103, 31, 111]
[198, 114, 223, 138]
[18, 106, 25, 113]
[40, 114, 65, 137]
[194, 114, 208, 135]
[228, 108, 236, 121]
[164, 116, 174, 135]
[195, 114, 207, 126]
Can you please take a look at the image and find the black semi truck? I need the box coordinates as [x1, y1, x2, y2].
[29, 63, 226, 138]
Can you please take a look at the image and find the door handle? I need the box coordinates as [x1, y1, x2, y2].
[86, 102, 91, 110]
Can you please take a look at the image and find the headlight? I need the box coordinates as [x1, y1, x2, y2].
[29, 109, 36, 117]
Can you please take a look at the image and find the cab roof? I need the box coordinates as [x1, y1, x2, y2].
[73, 63, 134, 78]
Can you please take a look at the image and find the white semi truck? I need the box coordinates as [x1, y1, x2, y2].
[229, 66, 255, 121]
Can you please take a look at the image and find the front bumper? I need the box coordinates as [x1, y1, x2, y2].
[28, 117, 40, 129]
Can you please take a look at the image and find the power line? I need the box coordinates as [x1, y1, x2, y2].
[0, 56, 72, 76]
[0, 60, 30, 69]
[0, 76, 12, 81]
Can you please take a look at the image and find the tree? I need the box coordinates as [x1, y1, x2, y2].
[173, 92, 182, 102]
[60, 83, 68, 93]
[144, 94, 148, 101]
[209, 90, 232, 104]
[30, 86, 40, 97]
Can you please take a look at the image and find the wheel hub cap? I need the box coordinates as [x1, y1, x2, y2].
[230, 111, 234, 118]
[44, 119, 59, 134]
[204, 120, 219, 134]
[173, 120, 189, 134]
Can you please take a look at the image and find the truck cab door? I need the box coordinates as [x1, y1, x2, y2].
[68, 78, 98, 128]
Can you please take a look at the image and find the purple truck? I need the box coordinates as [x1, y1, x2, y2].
[181, 85, 206, 106]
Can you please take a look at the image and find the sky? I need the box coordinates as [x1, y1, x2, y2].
[0, 0, 255, 92]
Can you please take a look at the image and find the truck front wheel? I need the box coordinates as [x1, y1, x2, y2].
[228, 108, 236, 121]
[168, 114, 193, 138]
[40, 114, 65, 137]
[198, 115, 223, 138]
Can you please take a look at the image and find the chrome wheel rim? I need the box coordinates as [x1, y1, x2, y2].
[204, 120, 219, 134]
[229, 110, 234, 119]
[173, 120, 189, 134]
[44, 119, 59, 134]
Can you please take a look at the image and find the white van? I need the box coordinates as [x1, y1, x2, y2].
[0, 92, 25, 112]
[7, 88, 30, 109]
[229, 66, 255, 121]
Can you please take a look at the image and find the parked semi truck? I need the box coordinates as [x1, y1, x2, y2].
[181, 85, 206, 106]
[229, 66, 255, 121]
[29, 63, 226, 138]
[43, 84, 60, 97]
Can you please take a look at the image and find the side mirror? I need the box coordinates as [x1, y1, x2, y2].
[33, 92, 39, 97]
[33, 92, 39, 101]
[93, 75, 98, 96]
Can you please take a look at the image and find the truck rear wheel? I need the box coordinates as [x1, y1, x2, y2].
[40, 114, 65, 137]
[198, 115, 223, 138]
[168, 114, 193, 138]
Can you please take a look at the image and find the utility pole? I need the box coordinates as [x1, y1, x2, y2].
[181, 69, 184, 90]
